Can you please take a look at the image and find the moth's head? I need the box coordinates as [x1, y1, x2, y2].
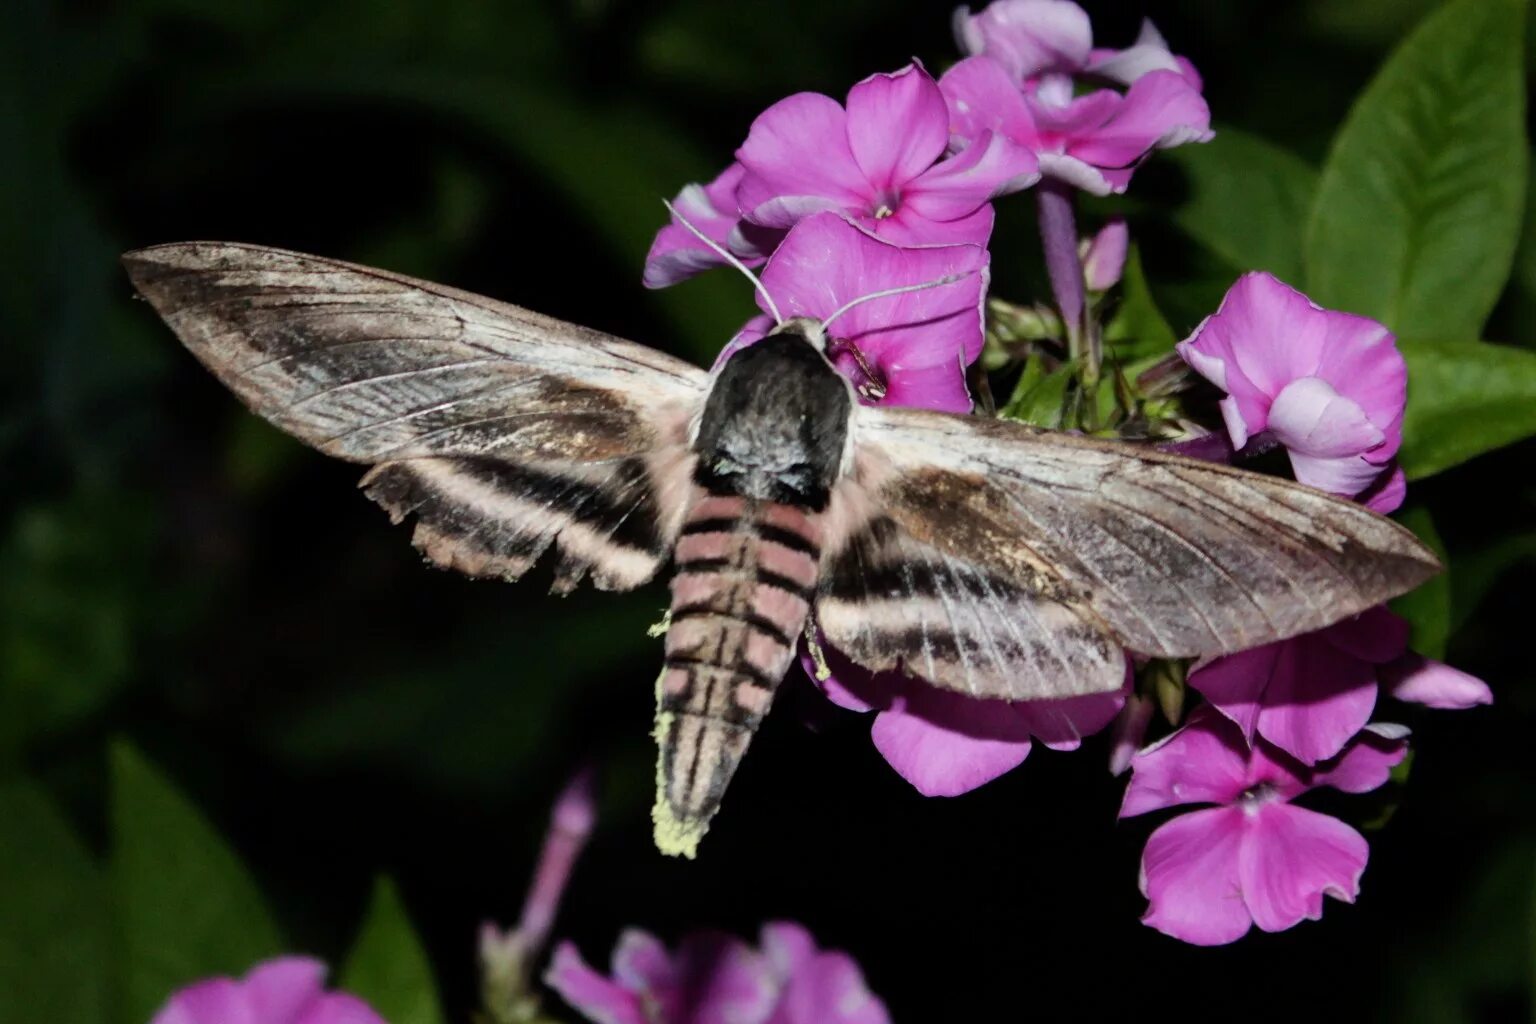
[767, 316, 829, 354]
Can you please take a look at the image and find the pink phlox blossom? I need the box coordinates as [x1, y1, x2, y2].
[734, 63, 1038, 248]
[1176, 271, 1409, 509]
[149, 957, 385, 1024]
[943, 2, 1211, 194]
[1120, 706, 1409, 945]
[1081, 217, 1128, 291]
[644, 163, 783, 288]
[953, 1, 1200, 88]
[727, 211, 989, 412]
[1189, 605, 1492, 766]
[804, 640, 1127, 796]
[546, 922, 890, 1024]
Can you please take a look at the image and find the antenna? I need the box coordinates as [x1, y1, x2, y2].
[662, 198, 783, 325]
[820, 272, 974, 332]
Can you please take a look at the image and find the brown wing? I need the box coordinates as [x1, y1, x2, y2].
[816, 404, 1439, 700]
[124, 242, 709, 591]
[817, 516, 1126, 700]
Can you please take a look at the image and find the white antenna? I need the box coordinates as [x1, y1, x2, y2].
[662, 198, 783, 326]
[820, 272, 974, 332]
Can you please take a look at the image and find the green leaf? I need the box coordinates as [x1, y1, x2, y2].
[0, 781, 109, 1024]
[1102, 246, 1177, 363]
[1305, 0, 1529, 338]
[112, 742, 283, 1023]
[1397, 337, 1536, 479]
[0, 497, 154, 765]
[1166, 128, 1318, 281]
[341, 877, 445, 1024]
[999, 357, 1072, 428]
[1390, 506, 1450, 658]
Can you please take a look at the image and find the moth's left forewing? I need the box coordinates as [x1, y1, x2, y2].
[124, 242, 707, 592]
[837, 405, 1439, 677]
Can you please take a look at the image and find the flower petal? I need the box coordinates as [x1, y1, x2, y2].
[1286, 449, 1390, 500]
[546, 942, 648, 1024]
[1108, 691, 1155, 776]
[1260, 633, 1380, 766]
[245, 957, 328, 1021]
[1082, 218, 1128, 291]
[612, 929, 677, 992]
[1138, 806, 1252, 945]
[1313, 311, 1406, 461]
[766, 951, 890, 1024]
[151, 980, 257, 1024]
[803, 639, 899, 713]
[1036, 152, 1117, 194]
[938, 55, 1040, 148]
[874, 204, 996, 248]
[670, 932, 781, 1024]
[1321, 606, 1410, 663]
[294, 994, 389, 1024]
[901, 131, 1039, 223]
[1310, 728, 1409, 794]
[870, 700, 1033, 797]
[1065, 70, 1211, 174]
[1360, 464, 1407, 514]
[757, 213, 988, 411]
[1237, 804, 1368, 934]
[1185, 644, 1278, 745]
[1267, 376, 1385, 459]
[644, 164, 761, 288]
[1119, 706, 1251, 816]
[737, 93, 871, 227]
[1086, 19, 1186, 85]
[845, 64, 950, 192]
[1382, 653, 1493, 709]
[954, 0, 1094, 81]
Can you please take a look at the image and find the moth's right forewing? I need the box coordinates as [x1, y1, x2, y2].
[124, 242, 709, 591]
[852, 406, 1439, 661]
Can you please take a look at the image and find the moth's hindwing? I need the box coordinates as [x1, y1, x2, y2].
[123, 242, 707, 590]
[815, 404, 1440, 702]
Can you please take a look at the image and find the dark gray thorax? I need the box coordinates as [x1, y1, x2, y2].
[693, 326, 852, 511]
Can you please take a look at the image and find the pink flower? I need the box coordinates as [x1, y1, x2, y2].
[1190, 606, 1491, 766]
[1176, 272, 1408, 510]
[940, 58, 1210, 196]
[731, 212, 989, 412]
[953, 2, 1200, 87]
[644, 164, 781, 288]
[1081, 217, 1128, 291]
[150, 958, 384, 1024]
[735, 63, 1038, 247]
[481, 769, 598, 1006]
[546, 923, 890, 1024]
[942, 3, 1211, 195]
[1120, 707, 1409, 946]
[805, 642, 1126, 796]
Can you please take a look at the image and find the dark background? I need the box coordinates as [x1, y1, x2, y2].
[5, 0, 1535, 1020]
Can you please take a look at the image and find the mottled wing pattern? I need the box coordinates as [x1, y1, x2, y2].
[123, 242, 709, 590]
[817, 515, 1125, 700]
[820, 405, 1440, 699]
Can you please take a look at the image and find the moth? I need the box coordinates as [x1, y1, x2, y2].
[124, 242, 1438, 857]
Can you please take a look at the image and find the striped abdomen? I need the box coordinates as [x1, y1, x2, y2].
[653, 492, 822, 855]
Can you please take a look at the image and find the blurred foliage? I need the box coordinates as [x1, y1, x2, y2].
[1, 0, 1533, 1021]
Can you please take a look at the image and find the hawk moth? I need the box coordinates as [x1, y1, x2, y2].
[123, 242, 1438, 857]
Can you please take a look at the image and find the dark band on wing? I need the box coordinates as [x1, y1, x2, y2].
[360, 454, 667, 589]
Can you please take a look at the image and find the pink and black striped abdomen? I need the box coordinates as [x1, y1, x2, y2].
[655, 493, 823, 847]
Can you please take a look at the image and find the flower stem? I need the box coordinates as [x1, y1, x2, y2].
[1036, 181, 1100, 416]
